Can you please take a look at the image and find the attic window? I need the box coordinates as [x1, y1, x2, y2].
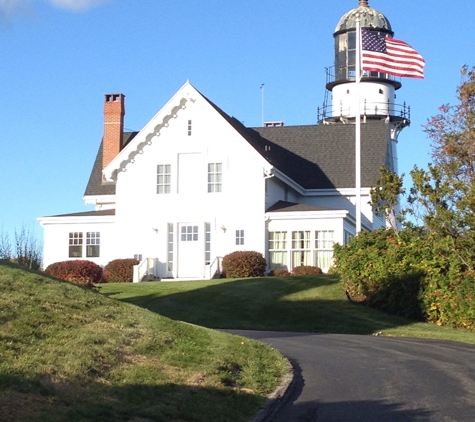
[188, 120, 192, 136]
[379, 89, 384, 94]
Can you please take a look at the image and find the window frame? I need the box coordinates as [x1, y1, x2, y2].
[157, 164, 172, 194]
[207, 163, 222, 193]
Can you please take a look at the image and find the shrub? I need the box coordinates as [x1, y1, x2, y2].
[418, 244, 475, 331]
[334, 228, 428, 320]
[222, 251, 266, 278]
[292, 265, 323, 276]
[270, 269, 291, 277]
[44, 260, 103, 288]
[103, 258, 140, 283]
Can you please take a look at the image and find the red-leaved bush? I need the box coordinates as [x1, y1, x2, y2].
[292, 265, 323, 276]
[222, 251, 266, 278]
[44, 260, 103, 287]
[270, 269, 291, 277]
[103, 258, 139, 283]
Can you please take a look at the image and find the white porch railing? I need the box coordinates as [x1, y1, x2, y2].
[208, 256, 223, 279]
[133, 258, 159, 283]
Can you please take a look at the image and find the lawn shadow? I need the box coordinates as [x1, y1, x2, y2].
[101, 276, 417, 334]
[0, 372, 265, 422]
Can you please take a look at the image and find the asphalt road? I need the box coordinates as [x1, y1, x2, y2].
[227, 331, 475, 422]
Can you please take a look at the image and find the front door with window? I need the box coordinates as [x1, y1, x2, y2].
[177, 223, 203, 278]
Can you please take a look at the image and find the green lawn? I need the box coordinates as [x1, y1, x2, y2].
[0, 262, 289, 422]
[99, 275, 475, 345]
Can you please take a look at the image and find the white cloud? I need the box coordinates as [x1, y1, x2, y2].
[0, 0, 33, 21]
[47, 0, 110, 12]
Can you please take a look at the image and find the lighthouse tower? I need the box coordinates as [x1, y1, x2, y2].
[320, 0, 410, 174]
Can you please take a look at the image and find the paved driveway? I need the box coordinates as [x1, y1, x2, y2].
[227, 331, 475, 422]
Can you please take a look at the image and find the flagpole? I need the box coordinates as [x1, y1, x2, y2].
[355, 17, 362, 234]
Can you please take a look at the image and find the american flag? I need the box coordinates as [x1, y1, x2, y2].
[361, 29, 425, 79]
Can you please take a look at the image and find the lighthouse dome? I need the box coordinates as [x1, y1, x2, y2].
[335, 1, 393, 35]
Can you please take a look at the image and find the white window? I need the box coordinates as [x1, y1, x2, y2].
[86, 232, 100, 257]
[69, 232, 100, 258]
[315, 230, 334, 269]
[157, 165, 171, 194]
[188, 120, 192, 136]
[208, 163, 222, 193]
[181, 225, 198, 241]
[205, 223, 211, 265]
[69, 232, 83, 257]
[235, 230, 244, 245]
[292, 231, 311, 267]
[167, 223, 174, 272]
[269, 231, 288, 270]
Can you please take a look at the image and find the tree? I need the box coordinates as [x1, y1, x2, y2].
[408, 66, 475, 270]
[0, 225, 43, 269]
[369, 166, 405, 232]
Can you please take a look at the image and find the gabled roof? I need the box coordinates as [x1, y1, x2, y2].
[84, 83, 391, 196]
[201, 94, 390, 190]
[84, 132, 138, 197]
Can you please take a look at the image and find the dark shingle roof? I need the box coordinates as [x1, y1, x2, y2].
[49, 209, 116, 218]
[250, 121, 390, 189]
[204, 91, 390, 190]
[266, 201, 337, 213]
[84, 90, 390, 197]
[84, 132, 138, 197]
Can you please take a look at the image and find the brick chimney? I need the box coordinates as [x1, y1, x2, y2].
[102, 93, 125, 170]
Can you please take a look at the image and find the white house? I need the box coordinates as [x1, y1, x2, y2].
[39, 1, 410, 280]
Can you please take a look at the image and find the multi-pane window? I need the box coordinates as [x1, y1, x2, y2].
[69, 232, 83, 257]
[269, 231, 288, 270]
[69, 232, 101, 258]
[181, 225, 198, 241]
[315, 230, 334, 269]
[167, 223, 174, 272]
[86, 232, 100, 257]
[235, 230, 244, 245]
[187, 120, 192, 136]
[208, 163, 222, 193]
[157, 164, 171, 194]
[205, 223, 211, 265]
[292, 231, 311, 267]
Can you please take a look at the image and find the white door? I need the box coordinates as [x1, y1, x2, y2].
[177, 224, 203, 278]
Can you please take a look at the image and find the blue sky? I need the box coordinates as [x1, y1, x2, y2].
[0, 0, 472, 242]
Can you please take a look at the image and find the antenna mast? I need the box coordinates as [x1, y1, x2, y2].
[260, 84, 265, 126]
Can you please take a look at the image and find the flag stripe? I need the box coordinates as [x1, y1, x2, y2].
[361, 29, 425, 79]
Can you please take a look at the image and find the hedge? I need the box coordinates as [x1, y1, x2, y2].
[44, 260, 103, 288]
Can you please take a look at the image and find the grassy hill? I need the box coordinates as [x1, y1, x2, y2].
[0, 261, 289, 422]
[100, 275, 475, 345]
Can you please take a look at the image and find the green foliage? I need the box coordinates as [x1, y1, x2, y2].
[370, 166, 405, 231]
[222, 251, 267, 278]
[103, 258, 139, 283]
[291, 265, 323, 276]
[417, 239, 475, 331]
[334, 228, 427, 320]
[44, 260, 103, 287]
[336, 66, 475, 331]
